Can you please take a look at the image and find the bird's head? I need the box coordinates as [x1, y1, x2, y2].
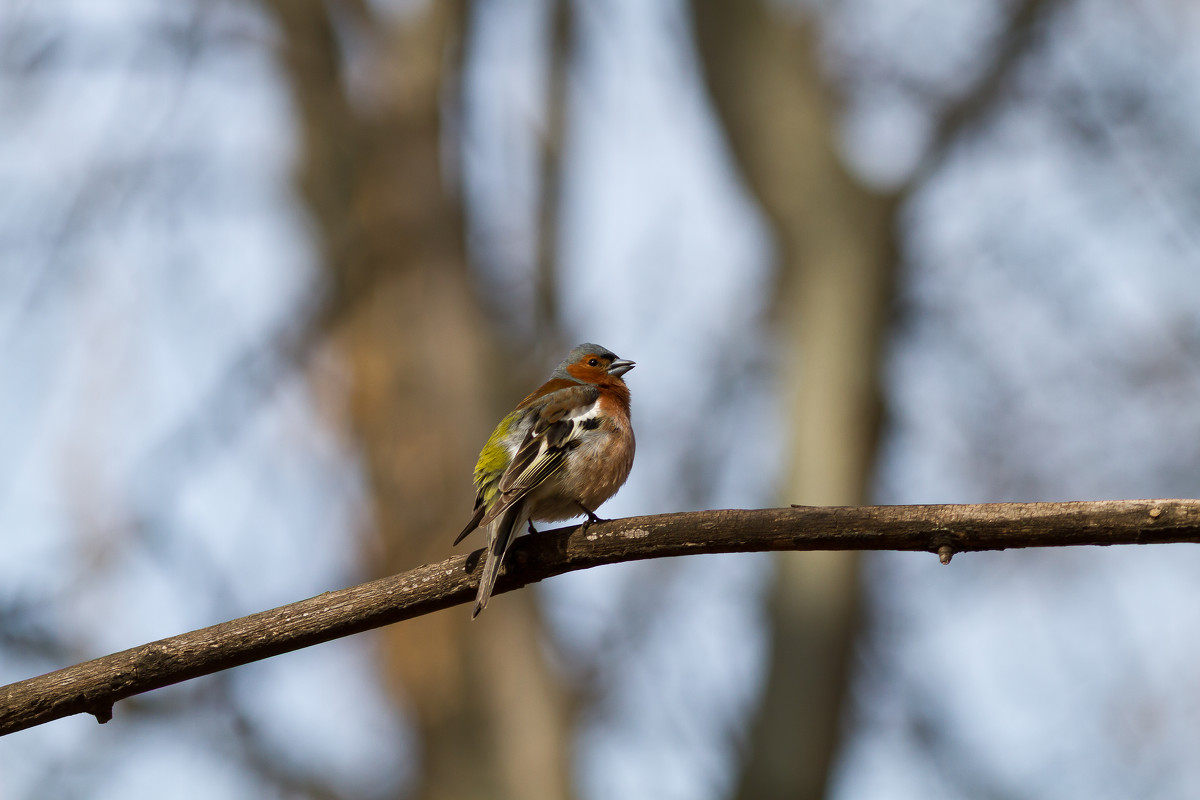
[554, 343, 635, 384]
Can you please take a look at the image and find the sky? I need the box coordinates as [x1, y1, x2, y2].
[5, 1, 1200, 799]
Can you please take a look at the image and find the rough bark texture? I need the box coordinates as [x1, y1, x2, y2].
[5, 499, 1197, 737]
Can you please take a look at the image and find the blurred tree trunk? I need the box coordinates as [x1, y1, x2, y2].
[692, 2, 896, 798]
[259, 2, 573, 799]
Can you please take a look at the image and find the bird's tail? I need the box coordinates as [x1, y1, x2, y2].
[472, 499, 529, 619]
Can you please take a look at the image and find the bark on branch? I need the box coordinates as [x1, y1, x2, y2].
[3, 499, 1197, 736]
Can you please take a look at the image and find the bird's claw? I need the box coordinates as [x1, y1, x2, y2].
[576, 503, 607, 534]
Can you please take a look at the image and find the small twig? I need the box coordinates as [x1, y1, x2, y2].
[2, 499, 1196, 736]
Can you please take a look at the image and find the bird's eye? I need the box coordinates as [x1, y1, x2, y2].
[588, 358, 600, 367]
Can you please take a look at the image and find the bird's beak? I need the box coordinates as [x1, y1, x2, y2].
[607, 358, 635, 377]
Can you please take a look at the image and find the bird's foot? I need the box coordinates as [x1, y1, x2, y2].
[576, 502, 607, 534]
[527, 520, 539, 536]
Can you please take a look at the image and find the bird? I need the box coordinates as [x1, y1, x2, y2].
[455, 343, 636, 618]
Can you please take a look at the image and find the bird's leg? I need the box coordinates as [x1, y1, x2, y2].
[576, 502, 607, 534]
[527, 520, 539, 536]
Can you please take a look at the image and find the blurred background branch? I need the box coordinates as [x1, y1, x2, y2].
[5, 0, 1200, 798]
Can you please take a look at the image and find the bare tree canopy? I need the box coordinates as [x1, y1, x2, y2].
[5, 1, 1200, 798]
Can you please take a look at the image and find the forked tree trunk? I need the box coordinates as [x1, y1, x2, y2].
[692, 2, 897, 797]
[259, 2, 574, 798]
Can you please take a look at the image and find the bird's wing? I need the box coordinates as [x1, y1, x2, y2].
[453, 503, 486, 546]
[479, 384, 601, 527]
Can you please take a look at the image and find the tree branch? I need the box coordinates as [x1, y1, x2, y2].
[909, 0, 1058, 186]
[3, 499, 1197, 736]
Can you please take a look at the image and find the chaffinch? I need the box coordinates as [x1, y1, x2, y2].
[455, 343, 636, 618]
